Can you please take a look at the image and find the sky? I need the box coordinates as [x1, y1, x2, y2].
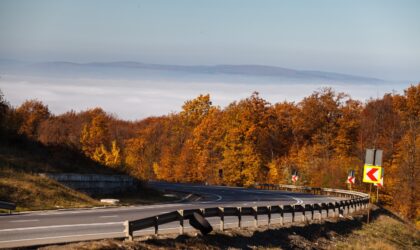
[0, 1, 419, 120]
[0, 0, 419, 80]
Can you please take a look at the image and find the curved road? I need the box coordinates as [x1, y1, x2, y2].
[0, 182, 343, 248]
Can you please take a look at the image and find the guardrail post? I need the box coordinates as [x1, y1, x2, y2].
[280, 205, 284, 226]
[310, 205, 314, 220]
[346, 201, 350, 215]
[342, 201, 346, 215]
[124, 220, 133, 241]
[253, 206, 258, 227]
[326, 204, 329, 218]
[267, 206, 272, 227]
[301, 206, 306, 222]
[178, 210, 184, 235]
[219, 207, 224, 231]
[237, 207, 242, 228]
[291, 205, 295, 223]
[154, 216, 158, 235]
[318, 204, 323, 221]
[336, 202, 340, 217]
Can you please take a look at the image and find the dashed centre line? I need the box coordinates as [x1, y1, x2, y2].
[9, 220, 39, 223]
[99, 215, 119, 218]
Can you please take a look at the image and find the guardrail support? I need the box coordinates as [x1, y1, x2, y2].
[154, 216, 158, 235]
[267, 206, 272, 227]
[301, 206, 306, 222]
[318, 204, 323, 221]
[178, 210, 184, 235]
[124, 220, 133, 241]
[332, 203, 337, 218]
[280, 205, 284, 226]
[219, 207, 224, 231]
[253, 206, 258, 227]
[291, 205, 295, 223]
[237, 207, 242, 228]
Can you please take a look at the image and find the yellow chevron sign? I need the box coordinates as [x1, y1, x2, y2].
[363, 165, 382, 184]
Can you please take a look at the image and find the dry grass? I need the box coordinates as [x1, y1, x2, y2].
[0, 136, 174, 211]
[335, 213, 419, 250]
[41, 207, 419, 250]
[0, 168, 102, 211]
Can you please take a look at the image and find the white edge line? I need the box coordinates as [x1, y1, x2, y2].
[0, 232, 123, 244]
[0, 222, 123, 232]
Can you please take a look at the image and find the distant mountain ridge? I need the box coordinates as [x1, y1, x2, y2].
[0, 59, 386, 83]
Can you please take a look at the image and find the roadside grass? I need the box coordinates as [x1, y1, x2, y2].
[40, 206, 420, 250]
[0, 135, 177, 212]
[0, 167, 181, 212]
[0, 167, 102, 212]
[335, 212, 419, 250]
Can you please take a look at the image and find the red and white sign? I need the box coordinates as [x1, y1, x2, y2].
[347, 176, 355, 184]
[374, 177, 384, 187]
[292, 174, 298, 183]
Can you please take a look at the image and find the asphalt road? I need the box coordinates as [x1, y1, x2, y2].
[0, 182, 343, 248]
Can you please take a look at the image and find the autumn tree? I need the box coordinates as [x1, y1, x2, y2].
[360, 94, 402, 166]
[389, 84, 420, 220]
[190, 108, 224, 183]
[220, 92, 274, 186]
[15, 100, 51, 139]
[124, 117, 167, 179]
[80, 110, 121, 168]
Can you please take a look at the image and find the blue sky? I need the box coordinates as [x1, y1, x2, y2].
[0, 0, 419, 80]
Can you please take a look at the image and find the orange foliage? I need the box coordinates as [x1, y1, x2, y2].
[1, 83, 419, 220]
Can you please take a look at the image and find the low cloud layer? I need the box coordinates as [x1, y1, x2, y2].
[0, 74, 408, 120]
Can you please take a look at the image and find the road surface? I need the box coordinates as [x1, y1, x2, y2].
[0, 182, 343, 248]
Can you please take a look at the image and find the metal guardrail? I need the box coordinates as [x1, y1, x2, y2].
[0, 201, 16, 214]
[124, 184, 370, 240]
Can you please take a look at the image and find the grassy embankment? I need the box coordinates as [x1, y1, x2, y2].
[41, 206, 419, 250]
[0, 135, 175, 212]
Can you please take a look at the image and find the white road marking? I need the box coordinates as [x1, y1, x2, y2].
[0, 231, 123, 244]
[241, 189, 304, 205]
[0, 222, 123, 232]
[9, 220, 39, 223]
[99, 215, 118, 218]
[197, 193, 223, 203]
[34, 203, 185, 216]
[282, 195, 304, 205]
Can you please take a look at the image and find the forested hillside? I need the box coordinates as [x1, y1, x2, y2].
[0, 84, 418, 221]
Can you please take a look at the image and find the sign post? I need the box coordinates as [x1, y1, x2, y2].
[374, 168, 384, 202]
[346, 170, 355, 190]
[363, 149, 383, 223]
